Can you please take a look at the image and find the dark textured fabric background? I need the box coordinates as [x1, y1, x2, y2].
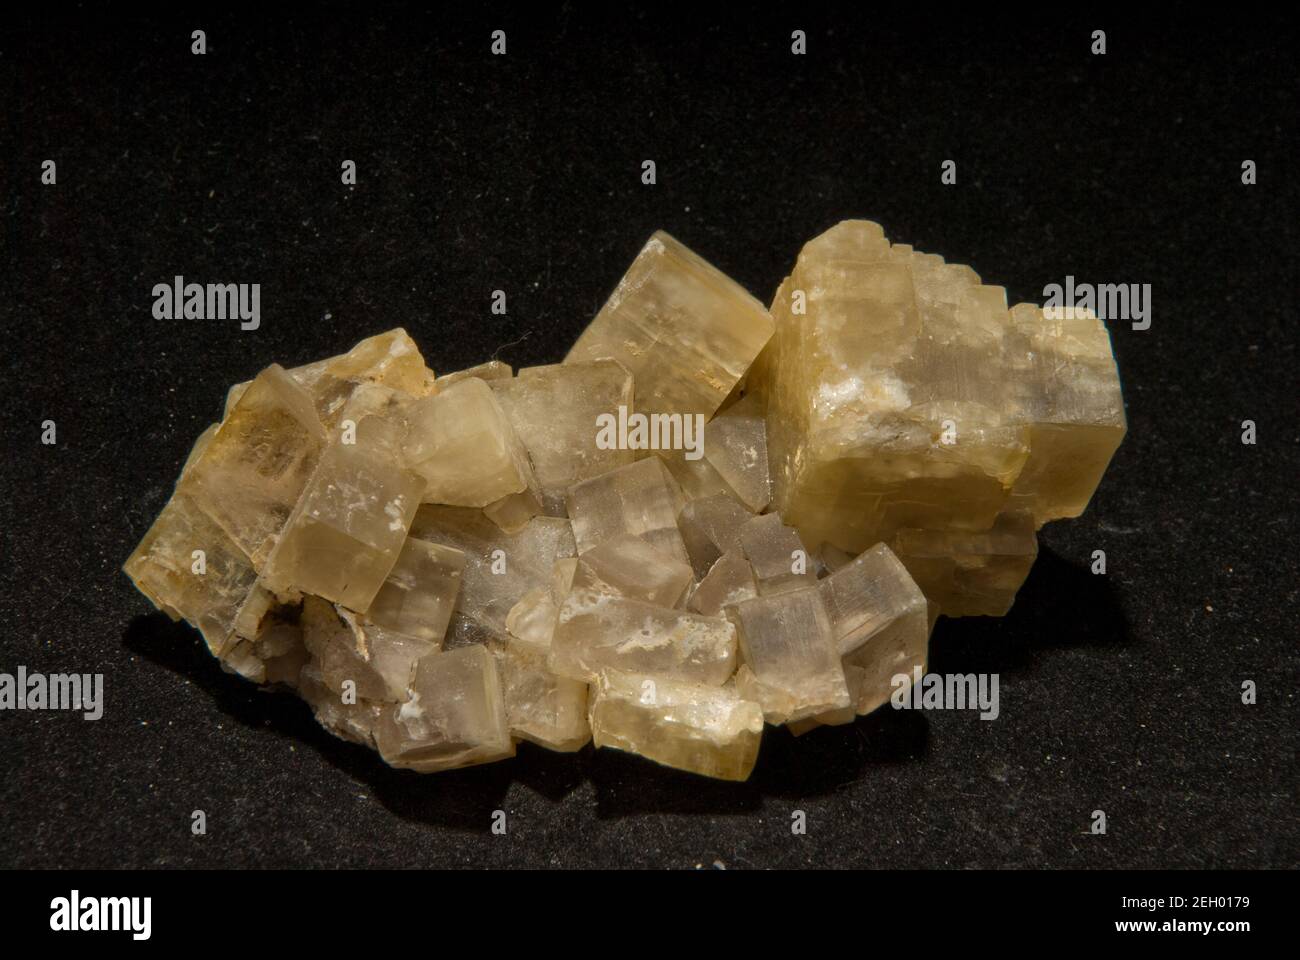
[2, 5, 1296, 869]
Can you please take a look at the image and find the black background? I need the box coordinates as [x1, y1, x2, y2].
[3, 5, 1296, 869]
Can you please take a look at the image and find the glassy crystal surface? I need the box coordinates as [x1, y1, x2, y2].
[403, 377, 537, 508]
[579, 534, 694, 608]
[727, 586, 849, 723]
[364, 536, 466, 644]
[751, 220, 1125, 613]
[566, 457, 690, 566]
[739, 512, 816, 595]
[262, 443, 425, 613]
[565, 231, 775, 417]
[589, 669, 764, 781]
[375, 645, 515, 772]
[491, 360, 635, 514]
[550, 559, 736, 684]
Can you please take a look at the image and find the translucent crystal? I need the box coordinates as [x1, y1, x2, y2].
[727, 586, 849, 724]
[409, 506, 576, 637]
[375, 645, 514, 772]
[579, 533, 694, 608]
[124, 491, 259, 658]
[687, 548, 758, 617]
[589, 669, 764, 781]
[751, 220, 1125, 613]
[261, 443, 425, 613]
[566, 457, 690, 567]
[738, 512, 816, 595]
[818, 543, 930, 715]
[496, 641, 591, 752]
[890, 511, 1038, 616]
[490, 360, 635, 514]
[677, 494, 753, 579]
[435, 359, 513, 388]
[550, 559, 737, 684]
[702, 392, 770, 511]
[182, 364, 328, 566]
[565, 231, 775, 417]
[403, 377, 537, 508]
[363, 535, 466, 645]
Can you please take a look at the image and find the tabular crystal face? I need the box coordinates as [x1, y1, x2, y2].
[727, 586, 849, 723]
[890, 511, 1038, 617]
[588, 669, 764, 781]
[123, 490, 259, 657]
[687, 549, 759, 617]
[490, 360, 636, 514]
[409, 506, 576, 637]
[364, 536, 466, 645]
[375, 645, 515, 772]
[403, 377, 537, 508]
[752, 220, 1125, 607]
[182, 364, 328, 566]
[550, 559, 737, 685]
[565, 231, 775, 417]
[261, 443, 425, 613]
[566, 457, 690, 566]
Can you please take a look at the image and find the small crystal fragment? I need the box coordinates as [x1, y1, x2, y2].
[589, 669, 763, 781]
[687, 549, 758, 617]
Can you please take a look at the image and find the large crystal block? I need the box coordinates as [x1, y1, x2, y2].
[751, 220, 1125, 614]
[565, 231, 775, 417]
[363, 536, 465, 644]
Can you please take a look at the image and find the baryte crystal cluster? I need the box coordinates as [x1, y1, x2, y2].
[125, 221, 1124, 781]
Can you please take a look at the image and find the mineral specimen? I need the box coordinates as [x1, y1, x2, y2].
[125, 221, 1124, 782]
